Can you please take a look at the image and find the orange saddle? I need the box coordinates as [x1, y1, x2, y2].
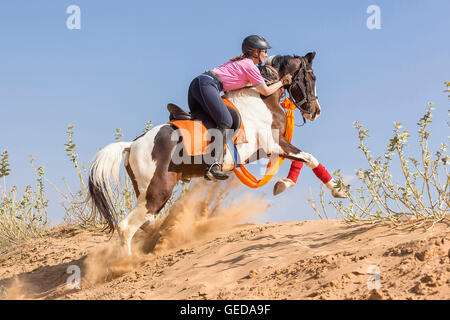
[169, 97, 247, 156]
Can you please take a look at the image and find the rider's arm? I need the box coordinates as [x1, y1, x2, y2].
[256, 74, 292, 96]
[256, 81, 284, 96]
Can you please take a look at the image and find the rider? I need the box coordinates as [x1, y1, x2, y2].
[188, 35, 292, 181]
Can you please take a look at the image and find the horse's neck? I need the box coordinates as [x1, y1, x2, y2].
[266, 95, 287, 136]
[225, 87, 286, 126]
[224, 88, 269, 119]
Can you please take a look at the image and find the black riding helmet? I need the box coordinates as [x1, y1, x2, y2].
[242, 35, 272, 64]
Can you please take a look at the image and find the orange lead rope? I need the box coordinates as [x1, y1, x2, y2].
[233, 98, 296, 188]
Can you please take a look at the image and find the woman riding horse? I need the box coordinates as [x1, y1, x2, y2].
[188, 35, 292, 181]
[88, 47, 346, 256]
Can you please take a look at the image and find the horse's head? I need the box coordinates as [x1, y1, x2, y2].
[267, 52, 321, 122]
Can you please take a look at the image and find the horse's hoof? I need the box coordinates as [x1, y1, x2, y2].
[273, 178, 295, 196]
[331, 189, 347, 199]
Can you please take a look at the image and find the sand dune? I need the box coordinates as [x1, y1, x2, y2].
[1, 216, 448, 300]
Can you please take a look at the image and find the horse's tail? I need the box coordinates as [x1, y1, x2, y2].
[88, 141, 132, 233]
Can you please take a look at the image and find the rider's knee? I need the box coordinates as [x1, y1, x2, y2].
[219, 112, 233, 130]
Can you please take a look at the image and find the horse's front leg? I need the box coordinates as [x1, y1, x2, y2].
[273, 160, 303, 195]
[275, 138, 346, 198]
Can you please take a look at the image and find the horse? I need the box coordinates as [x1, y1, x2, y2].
[88, 51, 345, 256]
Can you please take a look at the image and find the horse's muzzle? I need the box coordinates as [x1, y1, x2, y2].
[302, 102, 321, 122]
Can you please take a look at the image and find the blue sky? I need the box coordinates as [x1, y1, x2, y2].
[1, 0, 449, 225]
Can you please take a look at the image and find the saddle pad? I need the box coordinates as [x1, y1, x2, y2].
[170, 97, 247, 156]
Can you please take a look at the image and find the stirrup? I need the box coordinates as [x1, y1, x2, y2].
[204, 162, 229, 181]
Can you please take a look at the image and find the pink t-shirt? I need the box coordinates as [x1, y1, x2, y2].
[211, 58, 265, 92]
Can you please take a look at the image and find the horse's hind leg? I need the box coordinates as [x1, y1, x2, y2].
[117, 124, 180, 256]
[118, 175, 179, 256]
[277, 138, 346, 198]
[141, 169, 179, 231]
[117, 200, 147, 256]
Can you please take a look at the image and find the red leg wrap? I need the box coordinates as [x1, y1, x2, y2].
[287, 161, 303, 183]
[312, 163, 332, 184]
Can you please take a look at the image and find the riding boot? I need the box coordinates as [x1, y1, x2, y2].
[205, 126, 232, 181]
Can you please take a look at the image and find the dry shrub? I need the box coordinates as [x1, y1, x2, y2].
[310, 83, 449, 229]
[0, 153, 48, 247]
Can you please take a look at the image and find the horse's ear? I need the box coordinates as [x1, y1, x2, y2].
[305, 51, 316, 64]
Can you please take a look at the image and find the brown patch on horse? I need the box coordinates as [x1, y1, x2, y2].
[125, 163, 140, 199]
[278, 138, 305, 162]
[169, 162, 206, 179]
[258, 65, 289, 145]
[145, 125, 180, 213]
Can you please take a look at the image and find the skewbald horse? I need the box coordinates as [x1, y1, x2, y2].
[88, 52, 345, 256]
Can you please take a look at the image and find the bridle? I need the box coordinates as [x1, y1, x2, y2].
[260, 59, 319, 125]
[286, 57, 318, 119]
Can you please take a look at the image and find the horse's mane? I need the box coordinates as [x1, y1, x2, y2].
[267, 54, 301, 75]
[258, 65, 279, 84]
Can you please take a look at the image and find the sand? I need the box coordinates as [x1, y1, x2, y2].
[0, 215, 448, 300]
[0, 180, 448, 300]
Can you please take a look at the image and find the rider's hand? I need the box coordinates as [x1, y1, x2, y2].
[281, 74, 292, 86]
